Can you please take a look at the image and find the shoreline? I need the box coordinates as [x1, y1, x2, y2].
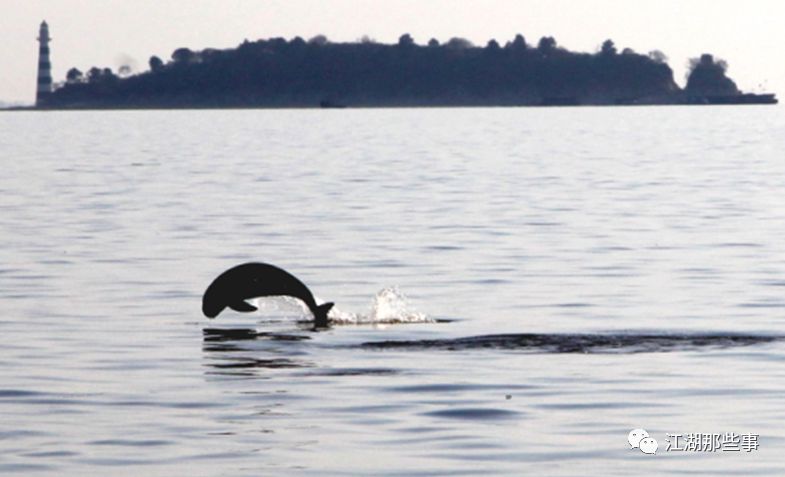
[1, 99, 779, 113]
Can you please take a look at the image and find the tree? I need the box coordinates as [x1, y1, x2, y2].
[508, 34, 527, 52]
[685, 54, 739, 96]
[537, 36, 557, 54]
[149, 55, 164, 72]
[398, 33, 415, 47]
[66, 67, 83, 84]
[648, 50, 668, 64]
[87, 67, 103, 83]
[600, 39, 617, 56]
[118, 65, 132, 77]
[485, 39, 501, 52]
[445, 37, 473, 49]
[172, 47, 195, 63]
[308, 35, 328, 46]
[427, 38, 440, 48]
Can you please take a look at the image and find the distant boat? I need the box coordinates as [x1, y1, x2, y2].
[319, 100, 347, 109]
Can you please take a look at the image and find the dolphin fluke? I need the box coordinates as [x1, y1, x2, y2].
[202, 262, 334, 328]
[313, 302, 334, 328]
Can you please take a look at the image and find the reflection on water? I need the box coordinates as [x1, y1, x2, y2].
[203, 327, 311, 343]
[203, 328, 314, 375]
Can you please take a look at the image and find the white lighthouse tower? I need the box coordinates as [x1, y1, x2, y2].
[36, 21, 53, 106]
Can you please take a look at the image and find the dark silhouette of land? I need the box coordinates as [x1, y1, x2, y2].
[202, 262, 334, 329]
[41, 34, 778, 108]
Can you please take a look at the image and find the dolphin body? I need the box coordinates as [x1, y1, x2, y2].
[202, 262, 334, 328]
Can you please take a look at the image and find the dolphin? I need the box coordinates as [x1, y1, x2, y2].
[202, 262, 334, 328]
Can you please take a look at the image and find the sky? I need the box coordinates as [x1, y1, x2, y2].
[1, 0, 784, 104]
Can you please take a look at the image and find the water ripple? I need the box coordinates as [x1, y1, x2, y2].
[422, 408, 521, 420]
[360, 333, 781, 353]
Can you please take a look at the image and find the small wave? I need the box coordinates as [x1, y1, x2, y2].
[422, 408, 521, 420]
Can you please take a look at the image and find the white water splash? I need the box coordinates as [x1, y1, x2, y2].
[249, 287, 431, 325]
[249, 295, 310, 322]
[326, 287, 432, 325]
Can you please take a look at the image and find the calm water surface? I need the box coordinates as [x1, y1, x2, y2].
[1, 106, 785, 475]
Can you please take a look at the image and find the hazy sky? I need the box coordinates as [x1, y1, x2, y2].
[1, 0, 783, 104]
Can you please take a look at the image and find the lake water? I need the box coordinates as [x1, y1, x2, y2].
[1, 106, 785, 475]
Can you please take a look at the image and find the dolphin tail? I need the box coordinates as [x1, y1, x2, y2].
[313, 302, 334, 328]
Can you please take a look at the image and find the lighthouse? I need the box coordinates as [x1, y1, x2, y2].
[36, 21, 53, 106]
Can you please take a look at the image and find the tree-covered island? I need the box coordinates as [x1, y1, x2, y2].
[43, 34, 777, 108]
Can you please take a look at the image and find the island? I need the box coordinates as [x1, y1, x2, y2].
[40, 34, 778, 109]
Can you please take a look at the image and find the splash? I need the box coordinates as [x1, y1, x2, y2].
[327, 287, 432, 325]
[248, 287, 431, 325]
[249, 295, 311, 322]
